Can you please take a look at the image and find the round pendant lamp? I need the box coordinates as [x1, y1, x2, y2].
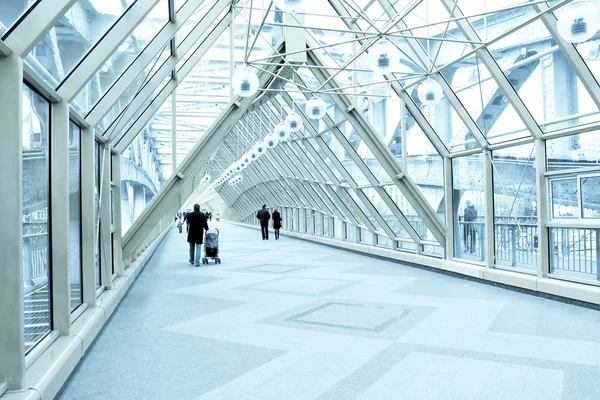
[417, 78, 444, 106]
[557, 1, 600, 43]
[232, 65, 259, 97]
[305, 96, 327, 120]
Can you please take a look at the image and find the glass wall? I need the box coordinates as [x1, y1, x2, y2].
[69, 121, 83, 311]
[95, 140, 101, 289]
[492, 143, 538, 271]
[26, 0, 136, 87]
[453, 154, 486, 263]
[22, 84, 51, 353]
[0, 0, 37, 35]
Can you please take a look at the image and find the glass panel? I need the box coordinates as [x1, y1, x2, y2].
[96, 43, 171, 133]
[26, 0, 136, 86]
[323, 216, 330, 236]
[441, 53, 530, 144]
[345, 223, 356, 241]
[488, 19, 600, 133]
[69, 121, 83, 311]
[313, 212, 320, 234]
[176, 0, 218, 47]
[550, 177, 579, 219]
[120, 131, 163, 234]
[360, 228, 372, 244]
[382, 184, 434, 241]
[423, 245, 444, 256]
[453, 155, 486, 262]
[581, 175, 600, 218]
[377, 234, 392, 248]
[546, 130, 600, 172]
[397, 240, 417, 252]
[112, 74, 171, 146]
[23, 85, 51, 353]
[550, 227, 600, 283]
[408, 88, 478, 153]
[396, 107, 446, 221]
[72, 0, 170, 114]
[0, 0, 37, 36]
[305, 209, 310, 233]
[493, 143, 538, 270]
[363, 187, 412, 239]
[95, 141, 101, 289]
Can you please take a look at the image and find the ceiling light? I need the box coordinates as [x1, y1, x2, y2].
[557, 1, 600, 43]
[417, 78, 444, 107]
[369, 39, 399, 75]
[285, 111, 303, 133]
[254, 141, 266, 156]
[265, 133, 279, 148]
[273, 123, 290, 142]
[305, 96, 327, 120]
[232, 65, 259, 98]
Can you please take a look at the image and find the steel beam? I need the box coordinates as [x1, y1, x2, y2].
[58, 0, 161, 101]
[87, 0, 230, 126]
[306, 49, 446, 245]
[3, 0, 77, 57]
[121, 52, 283, 257]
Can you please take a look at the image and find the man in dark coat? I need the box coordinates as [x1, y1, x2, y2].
[463, 200, 478, 254]
[184, 204, 209, 266]
[256, 205, 271, 240]
[272, 208, 282, 240]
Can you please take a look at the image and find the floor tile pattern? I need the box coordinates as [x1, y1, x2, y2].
[58, 223, 600, 400]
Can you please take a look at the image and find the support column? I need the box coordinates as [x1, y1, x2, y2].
[0, 54, 25, 390]
[484, 150, 495, 266]
[50, 100, 71, 335]
[444, 157, 454, 259]
[536, 139, 549, 278]
[100, 145, 113, 288]
[172, 89, 177, 172]
[111, 152, 124, 275]
[80, 128, 97, 306]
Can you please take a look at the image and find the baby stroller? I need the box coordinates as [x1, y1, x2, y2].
[202, 228, 221, 264]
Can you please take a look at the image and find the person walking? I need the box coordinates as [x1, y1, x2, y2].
[272, 208, 282, 240]
[463, 200, 478, 254]
[256, 205, 271, 240]
[184, 204, 209, 266]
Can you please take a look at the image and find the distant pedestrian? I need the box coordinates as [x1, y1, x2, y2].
[272, 208, 282, 240]
[184, 204, 209, 266]
[463, 200, 478, 254]
[256, 205, 271, 240]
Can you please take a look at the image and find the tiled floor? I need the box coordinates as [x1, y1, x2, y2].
[58, 222, 600, 400]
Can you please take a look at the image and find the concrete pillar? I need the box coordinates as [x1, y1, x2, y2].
[50, 100, 71, 335]
[80, 128, 97, 306]
[100, 145, 113, 288]
[112, 152, 124, 275]
[0, 54, 25, 390]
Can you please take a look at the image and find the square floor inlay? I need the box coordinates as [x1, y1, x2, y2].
[287, 302, 408, 332]
[239, 277, 357, 296]
[244, 264, 306, 273]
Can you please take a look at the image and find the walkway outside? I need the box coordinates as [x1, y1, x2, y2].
[58, 223, 600, 400]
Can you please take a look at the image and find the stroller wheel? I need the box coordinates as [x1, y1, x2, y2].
[216, 258, 221, 264]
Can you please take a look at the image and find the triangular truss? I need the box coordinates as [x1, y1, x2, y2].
[3, 0, 600, 259]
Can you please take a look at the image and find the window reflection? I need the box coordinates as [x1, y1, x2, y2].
[26, 0, 137, 87]
[69, 121, 83, 311]
[22, 84, 51, 353]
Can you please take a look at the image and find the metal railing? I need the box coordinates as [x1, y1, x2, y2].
[550, 227, 600, 280]
[23, 233, 49, 287]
